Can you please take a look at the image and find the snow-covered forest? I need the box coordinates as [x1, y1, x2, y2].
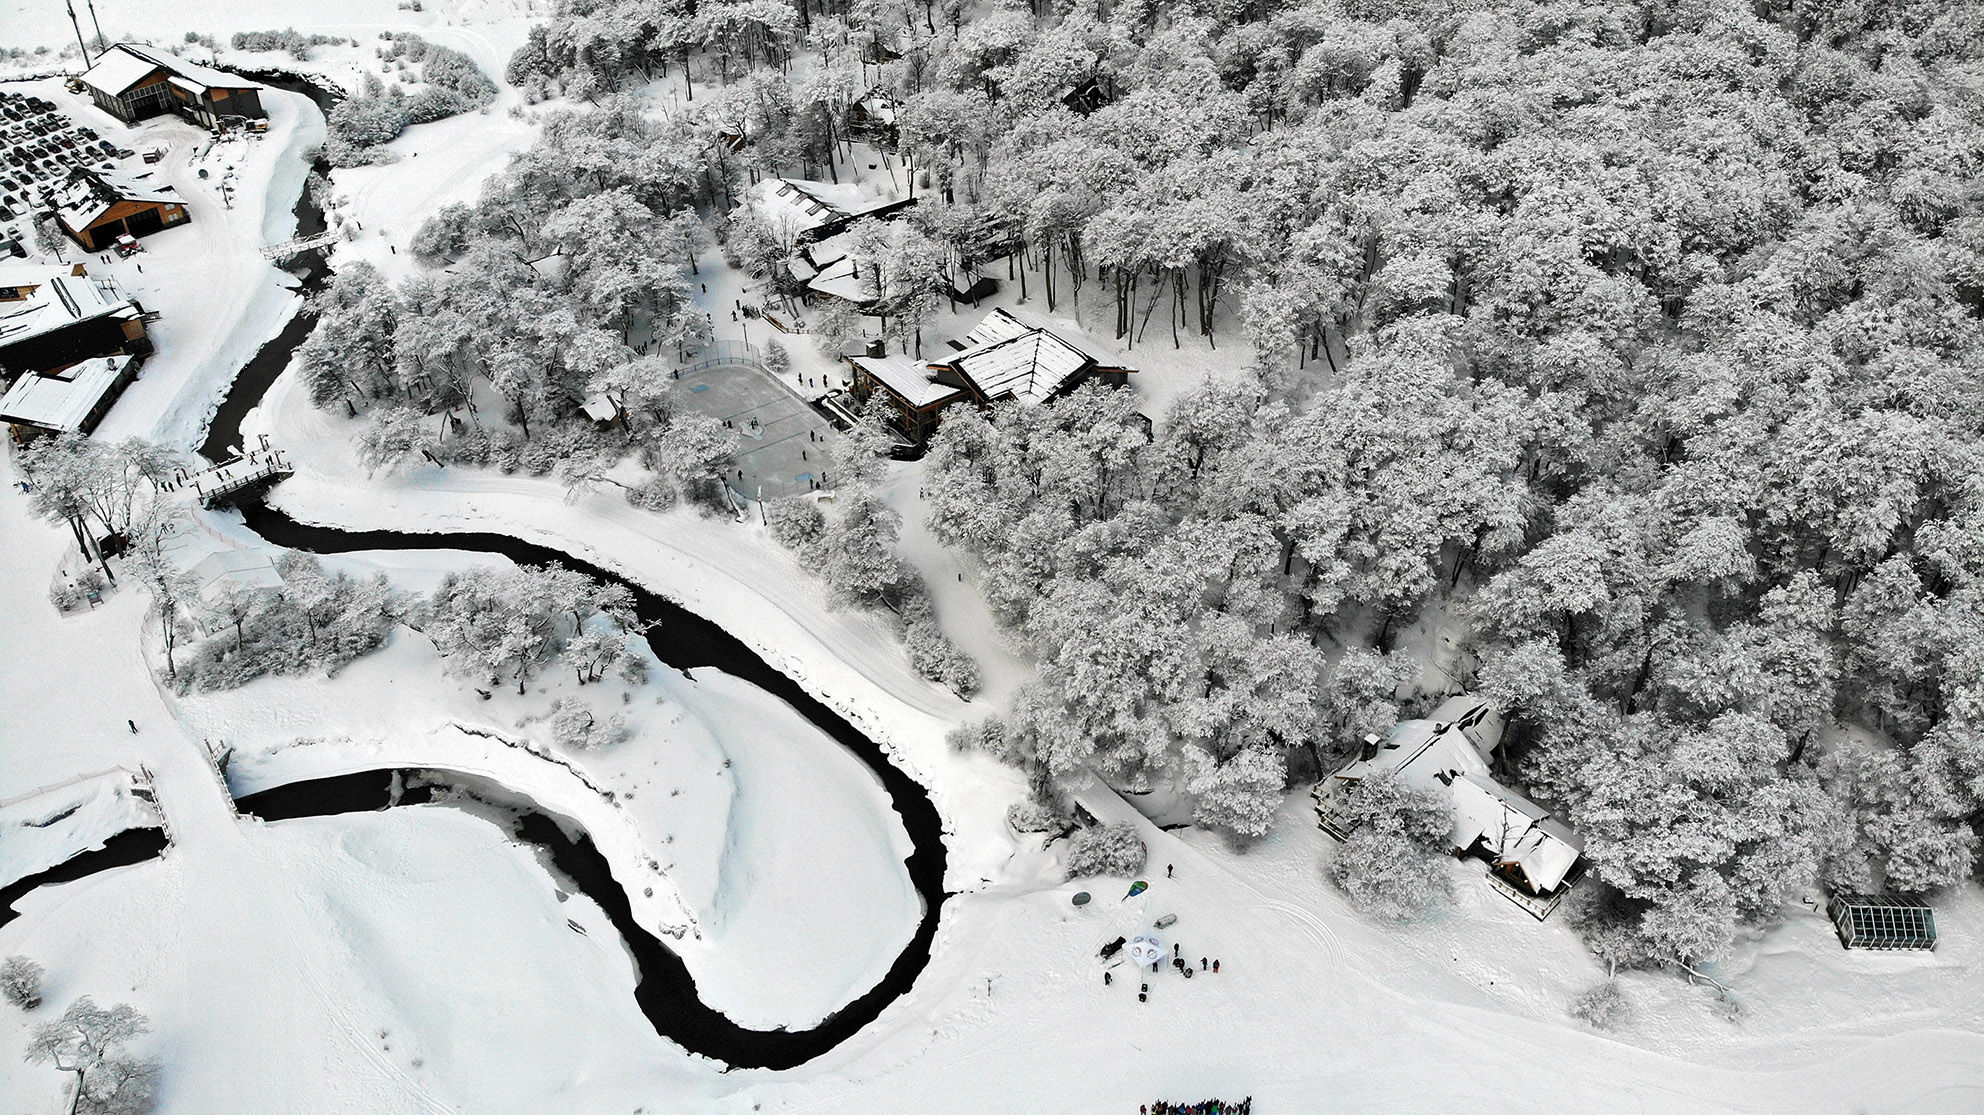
[270, 0, 1984, 984]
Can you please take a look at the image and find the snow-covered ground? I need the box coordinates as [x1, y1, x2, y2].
[6, 4, 1984, 1113]
[0, 771, 160, 890]
[172, 589, 922, 1029]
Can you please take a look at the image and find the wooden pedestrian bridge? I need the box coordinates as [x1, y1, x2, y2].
[165, 446, 294, 508]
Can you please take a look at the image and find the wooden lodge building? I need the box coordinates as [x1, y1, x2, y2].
[51, 167, 188, 251]
[0, 263, 150, 377]
[847, 307, 1133, 444]
[78, 44, 267, 130]
[0, 263, 150, 442]
[1314, 696, 1586, 920]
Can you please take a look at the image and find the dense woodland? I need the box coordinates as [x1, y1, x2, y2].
[287, 0, 1984, 975]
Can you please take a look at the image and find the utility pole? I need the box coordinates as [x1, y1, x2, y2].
[84, 0, 106, 53]
[63, 0, 92, 66]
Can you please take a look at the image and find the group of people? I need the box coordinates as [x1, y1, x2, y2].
[1142, 1099, 1251, 1114]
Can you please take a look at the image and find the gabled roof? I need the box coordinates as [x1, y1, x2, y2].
[52, 168, 179, 231]
[0, 265, 138, 354]
[0, 354, 131, 432]
[1451, 773, 1583, 893]
[79, 46, 166, 96]
[1328, 695, 1582, 895]
[851, 354, 963, 409]
[943, 307, 1099, 406]
[80, 43, 263, 98]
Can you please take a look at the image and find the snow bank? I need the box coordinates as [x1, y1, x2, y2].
[0, 771, 161, 889]
[174, 596, 919, 1029]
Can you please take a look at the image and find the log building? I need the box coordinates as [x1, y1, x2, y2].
[78, 44, 267, 130]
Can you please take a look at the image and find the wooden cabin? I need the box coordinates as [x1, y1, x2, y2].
[0, 354, 139, 443]
[79, 44, 267, 130]
[1314, 696, 1585, 920]
[52, 168, 188, 252]
[847, 307, 1133, 447]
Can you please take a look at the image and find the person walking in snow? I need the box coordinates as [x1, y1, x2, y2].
[1213, 959, 1220, 973]
[127, 719, 137, 733]
[1200, 957, 1207, 971]
[1167, 864, 1174, 877]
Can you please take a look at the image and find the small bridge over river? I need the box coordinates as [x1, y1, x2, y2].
[164, 444, 294, 508]
[259, 230, 338, 261]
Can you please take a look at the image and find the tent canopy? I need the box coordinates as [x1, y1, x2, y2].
[1126, 935, 1164, 967]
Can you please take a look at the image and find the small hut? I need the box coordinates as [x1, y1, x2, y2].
[1829, 894, 1936, 951]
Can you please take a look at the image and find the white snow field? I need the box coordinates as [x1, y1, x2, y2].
[4, 5, 1984, 1114]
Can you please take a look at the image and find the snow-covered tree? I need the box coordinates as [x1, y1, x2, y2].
[422, 564, 637, 694]
[1, 955, 43, 1010]
[1326, 772, 1452, 922]
[25, 997, 155, 1115]
[1064, 821, 1147, 880]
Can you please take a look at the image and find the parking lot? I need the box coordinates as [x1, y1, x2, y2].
[675, 357, 836, 501]
[0, 88, 134, 251]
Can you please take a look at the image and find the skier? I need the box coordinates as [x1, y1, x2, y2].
[127, 719, 137, 733]
[1104, 971, 1112, 985]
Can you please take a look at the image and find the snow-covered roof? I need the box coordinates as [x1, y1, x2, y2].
[855, 88, 897, 125]
[80, 43, 263, 97]
[807, 256, 874, 304]
[0, 355, 132, 433]
[851, 354, 964, 409]
[78, 45, 165, 96]
[1327, 695, 1581, 895]
[944, 307, 1098, 406]
[1451, 774, 1583, 894]
[190, 549, 285, 601]
[742, 177, 910, 239]
[0, 266, 138, 354]
[53, 168, 179, 232]
[581, 393, 620, 422]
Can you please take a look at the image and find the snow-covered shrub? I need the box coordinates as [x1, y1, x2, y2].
[763, 340, 790, 375]
[766, 497, 825, 549]
[1006, 800, 1063, 834]
[420, 45, 495, 107]
[404, 87, 469, 125]
[1326, 772, 1453, 922]
[325, 74, 412, 166]
[616, 652, 650, 686]
[49, 583, 82, 611]
[1064, 822, 1147, 880]
[1, 955, 43, 1010]
[516, 436, 565, 476]
[230, 28, 341, 58]
[903, 594, 980, 696]
[624, 477, 679, 511]
[547, 698, 632, 751]
[1569, 979, 1632, 1030]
